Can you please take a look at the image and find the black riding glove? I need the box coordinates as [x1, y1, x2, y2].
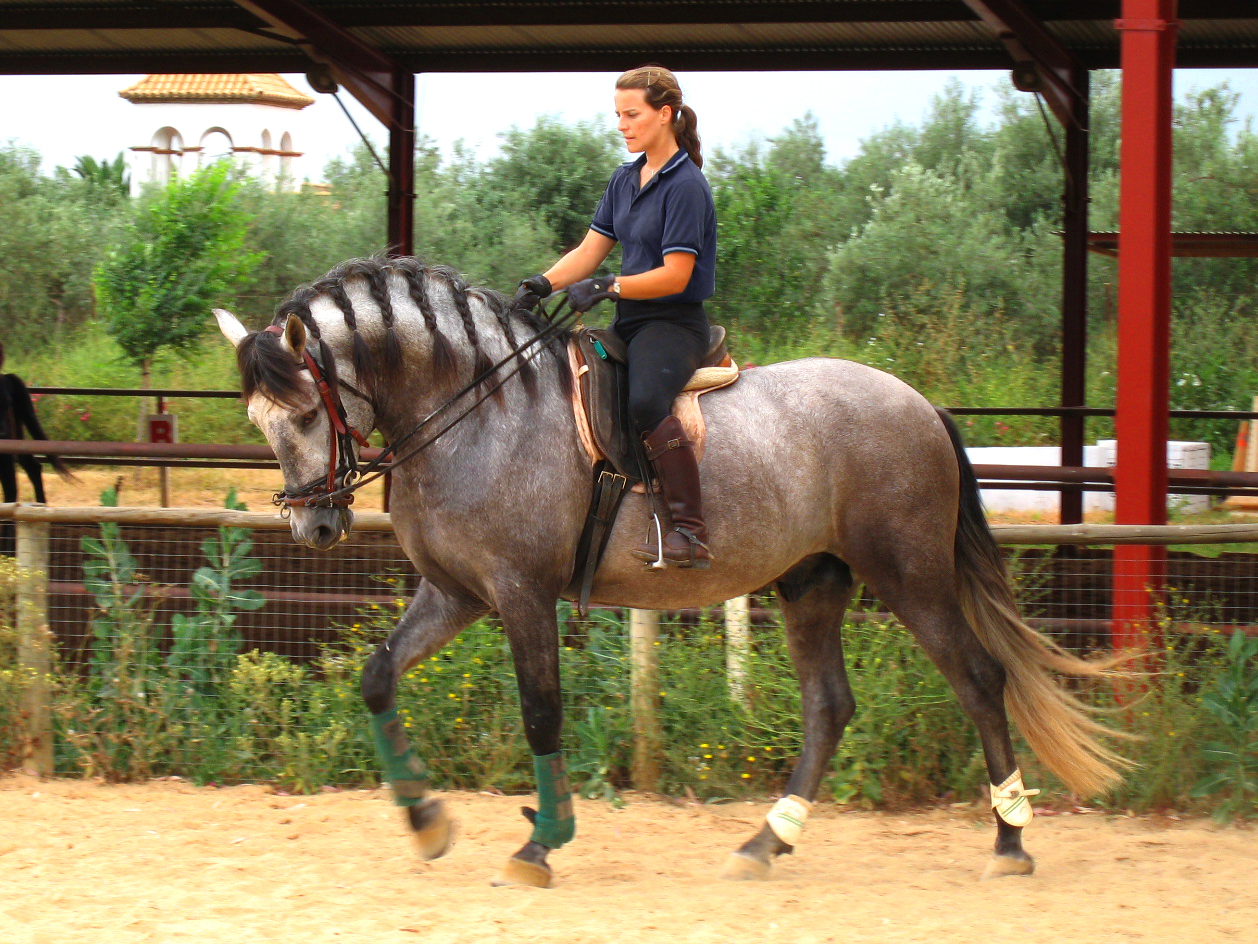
[512, 274, 552, 312]
[566, 275, 619, 314]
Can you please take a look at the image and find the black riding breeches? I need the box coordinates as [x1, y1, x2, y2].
[619, 318, 709, 434]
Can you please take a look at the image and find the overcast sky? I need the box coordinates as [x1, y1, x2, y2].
[2, 68, 1256, 179]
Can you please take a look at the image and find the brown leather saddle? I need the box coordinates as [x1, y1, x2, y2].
[565, 325, 733, 614]
[571, 324, 731, 484]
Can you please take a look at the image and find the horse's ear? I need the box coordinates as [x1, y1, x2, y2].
[282, 313, 307, 362]
[214, 309, 249, 348]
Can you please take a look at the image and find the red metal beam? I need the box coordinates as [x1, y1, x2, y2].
[1113, 0, 1179, 652]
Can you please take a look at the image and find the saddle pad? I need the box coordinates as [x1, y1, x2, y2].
[567, 339, 738, 480]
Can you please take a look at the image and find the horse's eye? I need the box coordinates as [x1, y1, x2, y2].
[299, 408, 320, 429]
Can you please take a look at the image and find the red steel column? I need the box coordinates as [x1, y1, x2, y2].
[1112, 0, 1178, 651]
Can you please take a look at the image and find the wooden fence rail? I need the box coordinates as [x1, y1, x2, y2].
[6, 503, 1257, 783]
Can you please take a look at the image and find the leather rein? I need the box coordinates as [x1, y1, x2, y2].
[265, 296, 580, 514]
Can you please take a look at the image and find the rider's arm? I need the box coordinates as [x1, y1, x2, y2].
[543, 230, 616, 290]
[614, 252, 696, 300]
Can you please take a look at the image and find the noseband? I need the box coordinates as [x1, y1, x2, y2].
[264, 324, 380, 514]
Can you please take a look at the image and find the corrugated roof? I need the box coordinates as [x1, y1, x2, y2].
[118, 73, 314, 108]
[1, 2, 1256, 74]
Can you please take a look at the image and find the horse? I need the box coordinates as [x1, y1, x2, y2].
[214, 255, 1126, 888]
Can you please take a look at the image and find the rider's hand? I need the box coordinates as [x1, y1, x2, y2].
[512, 274, 552, 312]
[566, 276, 619, 314]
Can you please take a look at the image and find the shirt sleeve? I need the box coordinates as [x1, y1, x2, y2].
[589, 174, 618, 240]
[660, 177, 709, 257]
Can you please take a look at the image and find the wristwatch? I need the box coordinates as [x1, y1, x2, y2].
[612, 279, 622, 296]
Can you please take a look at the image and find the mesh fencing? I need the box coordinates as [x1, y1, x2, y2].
[5, 512, 1255, 807]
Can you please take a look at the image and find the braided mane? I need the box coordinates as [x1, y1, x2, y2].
[235, 256, 568, 408]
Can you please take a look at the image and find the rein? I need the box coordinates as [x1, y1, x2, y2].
[267, 296, 581, 512]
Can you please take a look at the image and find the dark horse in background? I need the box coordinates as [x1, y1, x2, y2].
[215, 256, 1127, 888]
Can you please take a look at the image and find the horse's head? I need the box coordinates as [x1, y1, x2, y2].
[215, 308, 375, 551]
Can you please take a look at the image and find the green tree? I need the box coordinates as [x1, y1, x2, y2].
[479, 116, 622, 250]
[93, 162, 261, 393]
[821, 161, 1054, 345]
[70, 153, 131, 199]
[707, 116, 847, 344]
[0, 144, 129, 343]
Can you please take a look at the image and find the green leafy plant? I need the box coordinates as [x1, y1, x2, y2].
[167, 489, 262, 698]
[59, 488, 174, 780]
[1192, 629, 1258, 821]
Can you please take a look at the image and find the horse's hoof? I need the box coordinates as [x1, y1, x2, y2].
[407, 800, 455, 860]
[491, 856, 553, 888]
[719, 852, 771, 881]
[981, 853, 1035, 880]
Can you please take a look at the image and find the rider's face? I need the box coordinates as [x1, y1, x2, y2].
[615, 88, 673, 156]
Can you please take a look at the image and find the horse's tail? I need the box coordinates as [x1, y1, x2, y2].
[936, 409, 1132, 797]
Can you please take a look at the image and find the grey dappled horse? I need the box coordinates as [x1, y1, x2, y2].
[215, 256, 1125, 888]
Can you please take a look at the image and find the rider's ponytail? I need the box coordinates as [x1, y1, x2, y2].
[616, 65, 702, 169]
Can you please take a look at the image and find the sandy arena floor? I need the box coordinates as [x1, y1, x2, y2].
[0, 775, 1253, 944]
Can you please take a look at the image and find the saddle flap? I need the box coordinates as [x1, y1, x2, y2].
[574, 328, 641, 481]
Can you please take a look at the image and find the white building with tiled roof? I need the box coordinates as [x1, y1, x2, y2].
[120, 74, 314, 195]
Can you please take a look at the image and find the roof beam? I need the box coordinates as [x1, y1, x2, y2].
[961, 0, 1085, 128]
[230, 0, 403, 126]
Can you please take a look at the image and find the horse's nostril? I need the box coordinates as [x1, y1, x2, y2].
[309, 524, 338, 549]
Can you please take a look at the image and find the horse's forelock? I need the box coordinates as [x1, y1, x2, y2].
[236, 328, 308, 411]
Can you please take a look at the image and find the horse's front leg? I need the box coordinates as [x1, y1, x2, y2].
[361, 578, 488, 860]
[491, 595, 571, 889]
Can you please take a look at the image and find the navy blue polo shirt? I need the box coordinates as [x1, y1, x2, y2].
[589, 150, 717, 304]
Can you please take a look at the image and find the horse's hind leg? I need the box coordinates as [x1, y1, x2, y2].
[361, 579, 488, 861]
[867, 571, 1034, 879]
[722, 554, 857, 881]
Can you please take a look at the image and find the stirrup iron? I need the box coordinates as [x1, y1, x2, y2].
[648, 513, 667, 570]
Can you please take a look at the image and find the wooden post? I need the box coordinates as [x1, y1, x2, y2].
[725, 595, 752, 708]
[16, 516, 53, 775]
[628, 608, 660, 791]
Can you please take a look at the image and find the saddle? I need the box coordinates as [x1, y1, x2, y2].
[568, 325, 739, 483]
[564, 325, 739, 614]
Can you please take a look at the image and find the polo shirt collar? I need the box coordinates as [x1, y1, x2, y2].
[626, 149, 689, 175]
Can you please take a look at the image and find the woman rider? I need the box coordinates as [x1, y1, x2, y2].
[514, 65, 716, 569]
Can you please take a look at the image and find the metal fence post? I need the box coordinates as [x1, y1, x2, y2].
[629, 608, 660, 791]
[16, 514, 53, 775]
[725, 595, 752, 707]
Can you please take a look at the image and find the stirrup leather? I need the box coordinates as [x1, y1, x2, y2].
[989, 768, 1040, 828]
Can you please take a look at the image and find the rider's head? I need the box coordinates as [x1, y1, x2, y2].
[614, 65, 702, 169]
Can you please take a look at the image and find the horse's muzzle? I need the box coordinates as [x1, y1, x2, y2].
[291, 505, 353, 550]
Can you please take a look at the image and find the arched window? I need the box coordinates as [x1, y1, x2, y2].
[150, 126, 183, 186]
[199, 128, 234, 167]
[280, 132, 294, 183]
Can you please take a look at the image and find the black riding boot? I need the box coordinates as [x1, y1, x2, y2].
[632, 415, 711, 569]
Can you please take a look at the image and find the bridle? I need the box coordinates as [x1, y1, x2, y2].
[264, 323, 377, 515]
[264, 294, 580, 514]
